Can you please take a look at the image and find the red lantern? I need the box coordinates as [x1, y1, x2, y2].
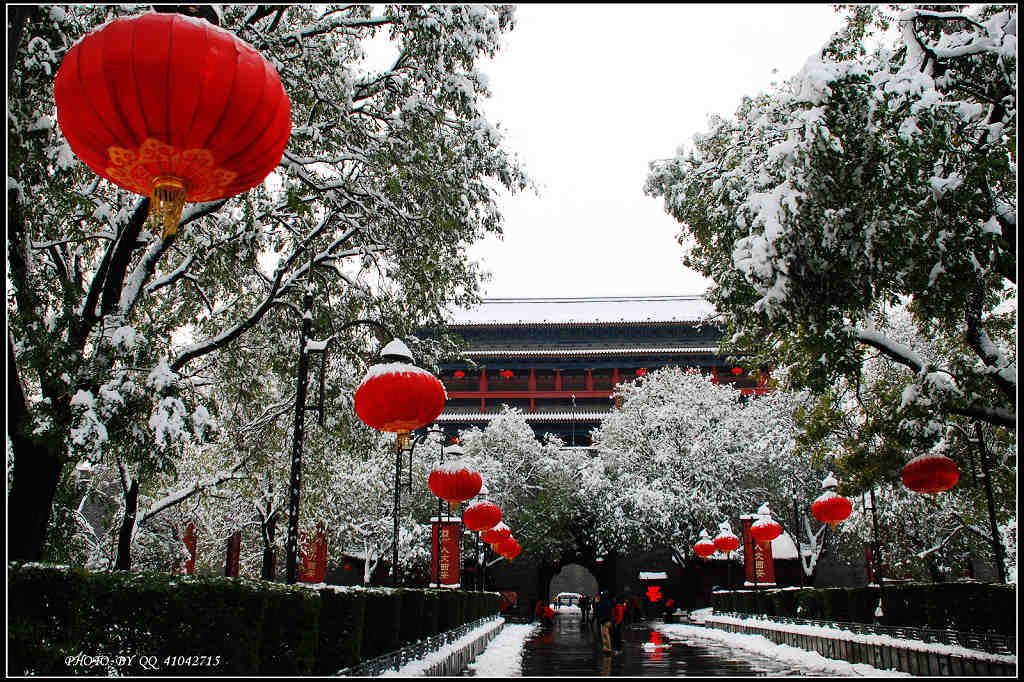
[54, 12, 291, 239]
[428, 463, 482, 506]
[454, 370, 466, 379]
[481, 523, 511, 545]
[731, 367, 743, 375]
[500, 369, 514, 379]
[645, 585, 662, 602]
[496, 537, 520, 559]
[635, 368, 647, 376]
[750, 517, 782, 543]
[694, 537, 716, 558]
[713, 532, 740, 554]
[902, 453, 960, 495]
[812, 473, 852, 528]
[463, 500, 502, 532]
[355, 340, 446, 443]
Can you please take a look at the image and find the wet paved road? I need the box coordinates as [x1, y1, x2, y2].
[510, 613, 833, 677]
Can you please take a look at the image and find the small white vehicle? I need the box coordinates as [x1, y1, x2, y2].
[554, 592, 584, 609]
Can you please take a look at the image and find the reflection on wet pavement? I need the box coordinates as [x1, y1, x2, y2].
[504, 613, 834, 677]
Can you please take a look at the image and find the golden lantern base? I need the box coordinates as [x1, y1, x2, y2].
[149, 176, 187, 239]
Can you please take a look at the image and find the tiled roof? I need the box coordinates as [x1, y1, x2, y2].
[434, 411, 609, 423]
[461, 346, 719, 358]
[445, 296, 716, 326]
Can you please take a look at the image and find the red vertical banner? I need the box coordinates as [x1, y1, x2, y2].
[225, 530, 241, 577]
[298, 528, 328, 583]
[431, 516, 461, 588]
[184, 522, 197, 575]
[740, 516, 776, 586]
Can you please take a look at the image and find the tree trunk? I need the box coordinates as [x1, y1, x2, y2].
[115, 478, 140, 570]
[261, 512, 278, 581]
[7, 333, 67, 562]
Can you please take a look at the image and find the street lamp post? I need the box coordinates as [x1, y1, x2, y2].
[283, 286, 395, 584]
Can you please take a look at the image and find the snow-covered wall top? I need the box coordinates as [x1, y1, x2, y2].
[445, 296, 716, 325]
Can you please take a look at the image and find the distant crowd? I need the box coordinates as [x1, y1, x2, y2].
[535, 591, 677, 655]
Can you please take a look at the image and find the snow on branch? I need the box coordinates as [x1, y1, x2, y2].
[139, 457, 252, 526]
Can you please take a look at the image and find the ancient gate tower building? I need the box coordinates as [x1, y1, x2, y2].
[433, 295, 770, 443]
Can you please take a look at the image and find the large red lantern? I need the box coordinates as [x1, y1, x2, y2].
[902, 453, 960, 495]
[713, 528, 740, 554]
[54, 12, 291, 239]
[750, 504, 783, 544]
[428, 462, 482, 506]
[731, 367, 744, 376]
[694, 530, 716, 559]
[463, 500, 502, 532]
[482, 522, 511, 545]
[355, 340, 446, 447]
[812, 472, 853, 528]
[496, 537, 520, 559]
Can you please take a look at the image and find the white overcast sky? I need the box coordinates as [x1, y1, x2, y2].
[467, 3, 849, 298]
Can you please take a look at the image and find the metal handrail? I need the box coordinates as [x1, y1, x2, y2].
[711, 611, 1016, 656]
[338, 614, 500, 676]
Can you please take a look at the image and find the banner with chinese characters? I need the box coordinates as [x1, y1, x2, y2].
[431, 516, 461, 588]
[225, 530, 241, 577]
[298, 528, 328, 583]
[740, 516, 776, 586]
[184, 522, 197, 575]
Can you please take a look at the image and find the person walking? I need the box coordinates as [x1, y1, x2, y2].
[611, 596, 626, 653]
[579, 593, 590, 623]
[596, 590, 613, 654]
[591, 594, 601, 632]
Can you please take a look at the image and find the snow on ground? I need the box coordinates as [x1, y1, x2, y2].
[657, 622, 913, 677]
[695, 612, 1017, 665]
[465, 622, 540, 677]
[381, 617, 507, 677]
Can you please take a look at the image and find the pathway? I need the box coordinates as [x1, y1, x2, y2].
[505, 613, 837, 677]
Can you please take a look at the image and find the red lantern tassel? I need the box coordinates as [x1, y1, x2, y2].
[149, 176, 187, 239]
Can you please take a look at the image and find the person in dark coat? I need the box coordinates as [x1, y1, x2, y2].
[611, 596, 626, 653]
[579, 593, 590, 623]
[596, 591, 614, 653]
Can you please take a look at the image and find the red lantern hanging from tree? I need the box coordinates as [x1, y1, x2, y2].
[496, 537, 520, 559]
[463, 500, 502, 532]
[750, 503, 783, 543]
[731, 367, 744, 375]
[713, 525, 740, 554]
[428, 461, 482, 506]
[54, 12, 291, 239]
[482, 522, 511, 545]
[355, 340, 446, 449]
[902, 453, 960, 495]
[635, 368, 647, 376]
[812, 472, 853, 528]
[694, 529, 716, 558]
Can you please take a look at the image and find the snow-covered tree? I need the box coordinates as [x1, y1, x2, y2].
[645, 6, 1016, 447]
[591, 367, 823, 564]
[8, 4, 528, 562]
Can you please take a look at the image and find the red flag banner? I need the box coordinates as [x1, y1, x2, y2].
[298, 529, 328, 583]
[740, 516, 776, 586]
[225, 530, 241, 577]
[431, 516, 461, 588]
[184, 522, 197, 575]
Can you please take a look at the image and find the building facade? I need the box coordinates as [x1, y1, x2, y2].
[434, 296, 770, 444]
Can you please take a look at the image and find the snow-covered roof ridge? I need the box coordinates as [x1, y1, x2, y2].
[445, 295, 717, 325]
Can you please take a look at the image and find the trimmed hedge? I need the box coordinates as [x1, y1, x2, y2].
[711, 581, 1016, 635]
[9, 563, 503, 676]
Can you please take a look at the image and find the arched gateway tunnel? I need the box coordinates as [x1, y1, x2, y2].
[481, 535, 807, 621]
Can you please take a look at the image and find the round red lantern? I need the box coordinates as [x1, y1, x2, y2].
[731, 367, 743, 375]
[463, 500, 502, 532]
[635, 368, 647, 376]
[496, 537, 520, 559]
[713, 530, 740, 554]
[694, 534, 716, 559]
[902, 453, 960, 495]
[750, 504, 782, 543]
[355, 340, 446, 444]
[428, 461, 482, 506]
[454, 370, 466, 379]
[500, 370, 514, 379]
[482, 522, 511, 545]
[54, 12, 291, 239]
[812, 472, 852, 528]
